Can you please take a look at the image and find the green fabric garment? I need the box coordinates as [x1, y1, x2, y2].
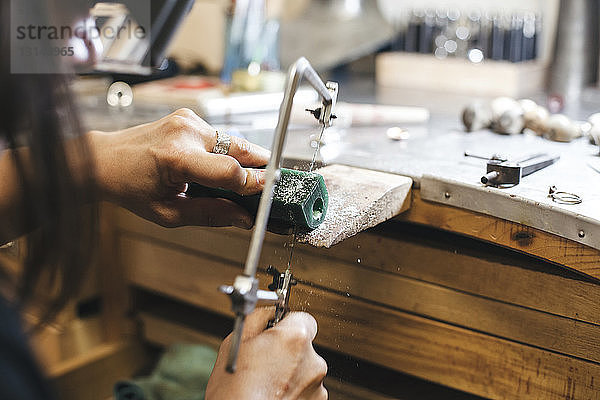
[114, 344, 218, 400]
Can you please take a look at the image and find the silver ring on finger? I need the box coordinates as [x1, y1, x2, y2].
[212, 130, 231, 155]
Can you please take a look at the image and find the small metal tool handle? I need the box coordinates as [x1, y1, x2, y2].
[481, 171, 500, 185]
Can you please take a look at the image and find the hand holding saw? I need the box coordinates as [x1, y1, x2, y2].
[218, 57, 338, 373]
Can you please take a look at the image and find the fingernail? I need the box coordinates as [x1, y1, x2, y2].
[255, 169, 266, 186]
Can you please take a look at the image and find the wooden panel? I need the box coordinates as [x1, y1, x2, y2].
[295, 288, 600, 400]
[122, 237, 237, 316]
[114, 199, 600, 284]
[98, 203, 133, 341]
[400, 191, 600, 280]
[139, 312, 222, 350]
[376, 52, 548, 97]
[50, 341, 149, 400]
[114, 209, 600, 328]
[121, 236, 600, 363]
[303, 227, 600, 327]
[123, 243, 233, 316]
[121, 236, 600, 399]
[31, 317, 105, 371]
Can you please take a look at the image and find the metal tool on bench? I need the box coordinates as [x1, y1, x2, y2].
[218, 57, 338, 373]
[548, 185, 582, 205]
[464, 151, 560, 186]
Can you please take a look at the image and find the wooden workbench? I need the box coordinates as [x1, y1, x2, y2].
[72, 84, 600, 399]
[100, 184, 600, 400]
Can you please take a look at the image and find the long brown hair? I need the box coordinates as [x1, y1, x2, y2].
[0, 0, 98, 325]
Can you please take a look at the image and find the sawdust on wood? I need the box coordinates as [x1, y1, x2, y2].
[296, 164, 412, 248]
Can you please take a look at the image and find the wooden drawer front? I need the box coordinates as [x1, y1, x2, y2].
[115, 209, 600, 325]
[117, 219, 600, 365]
[121, 235, 600, 400]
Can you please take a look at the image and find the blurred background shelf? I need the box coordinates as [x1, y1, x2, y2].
[376, 52, 548, 97]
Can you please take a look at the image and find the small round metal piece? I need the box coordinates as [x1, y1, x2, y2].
[107, 81, 133, 107]
[386, 127, 410, 141]
[212, 131, 232, 155]
[444, 192, 451, 199]
[578, 230, 586, 238]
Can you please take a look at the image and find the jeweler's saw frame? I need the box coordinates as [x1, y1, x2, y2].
[218, 57, 338, 373]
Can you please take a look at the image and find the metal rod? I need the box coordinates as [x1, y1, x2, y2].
[224, 57, 335, 373]
[514, 152, 547, 164]
[243, 57, 332, 279]
[226, 316, 245, 373]
[521, 155, 560, 177]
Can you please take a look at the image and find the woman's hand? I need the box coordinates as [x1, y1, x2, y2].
[206, 308, 328, 400]
[88, 108, 270, 228]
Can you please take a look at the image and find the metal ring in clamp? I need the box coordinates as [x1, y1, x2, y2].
[548, 185, 582, 205]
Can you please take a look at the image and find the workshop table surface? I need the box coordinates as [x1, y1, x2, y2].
[79, 76, 600, 250]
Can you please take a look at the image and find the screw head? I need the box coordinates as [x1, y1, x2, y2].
[578, 230, 585, 238]
[444, 192, 451, 199]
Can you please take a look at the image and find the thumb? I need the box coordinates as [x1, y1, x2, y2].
[241, 306, 275, 341]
